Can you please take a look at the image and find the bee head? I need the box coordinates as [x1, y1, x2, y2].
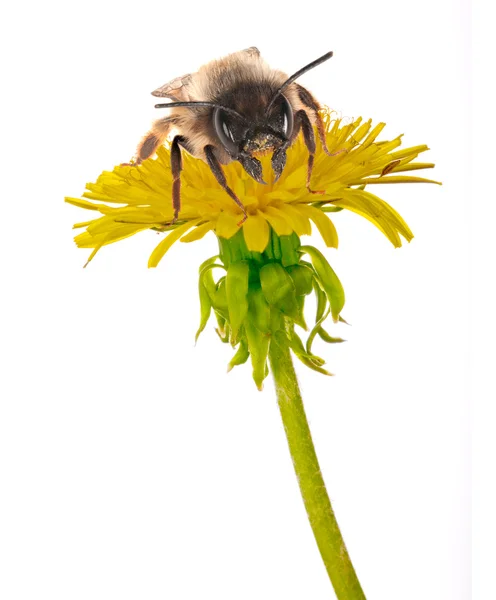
[213, 95, 294, 184]
[155, 51, 333, 187]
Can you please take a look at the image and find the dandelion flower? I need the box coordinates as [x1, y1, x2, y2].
[66, 110, 439, 599]
[66, 111, 439, 386]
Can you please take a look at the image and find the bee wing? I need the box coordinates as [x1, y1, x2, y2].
[151, 48, 260, 100]
[151, 74, 194, 101]
[241, 46, 260, 57]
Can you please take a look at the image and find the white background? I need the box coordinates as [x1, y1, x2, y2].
[0, 0, 476, 598]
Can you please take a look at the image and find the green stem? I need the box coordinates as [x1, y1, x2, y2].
[269, 333, 366, 599]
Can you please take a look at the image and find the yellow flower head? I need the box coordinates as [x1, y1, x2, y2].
[66, 111, 439, 266]
[66, 110, 439, 388]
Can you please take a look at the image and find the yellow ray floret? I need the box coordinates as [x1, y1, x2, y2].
[65, 111, 440, 266]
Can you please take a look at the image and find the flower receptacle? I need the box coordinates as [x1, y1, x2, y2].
[197, 227, 346, 388]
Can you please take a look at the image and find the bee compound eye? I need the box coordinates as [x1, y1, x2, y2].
[213, 108, 238, 155]
[281, 95, 294, 138]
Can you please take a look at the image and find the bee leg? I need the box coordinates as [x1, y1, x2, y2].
[204, 145, 248, 226]
[170, 135, 186, 223]
[296, 84, 331, 156]
[130, 117, 177, 166]
[271, 147, 288, 182]
[297, 110, 325, 195]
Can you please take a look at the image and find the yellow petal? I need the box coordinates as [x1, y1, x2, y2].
[291, 182, 344, 201]
[243, 212, 270, 252]
[351, 175, 442, 185]
[234, 177, 245, 200]
[357, 190, 414, 241]
[360, 122, 387, 148]
[333, 198, 402, 247]
[261, 207, 293, 236]
[216, 211, 242, 239]
[83, 235, 109, 267]
[84, 217, 152, 240]
[295, 205, 338, 248]
[370, 136, 403, 156]
[73, 220, 95, 229]
[148, 218, 202, 268]
[282, 204, 312, 236]
[75, 222, 148, 249]
[265, 190, 298, 201]
[389, 145, 430, 160]
[283, 165, 306, 189]
[243, 195, 260, 207]
[346, 143, 382, 165]
[390, 162, 435, 173]
[337, 189, 414, 246]
[180, 221, 214, 243]
[65, 197, 102, 211]
[348, 120, 372, 144]
[106, 207, 165, 224]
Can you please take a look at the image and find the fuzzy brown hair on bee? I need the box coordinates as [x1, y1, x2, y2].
[132, 48, 334, 225]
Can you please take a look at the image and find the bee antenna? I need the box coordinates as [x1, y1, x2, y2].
[154, 101, 247, 122]
[265, 51, 334, 113]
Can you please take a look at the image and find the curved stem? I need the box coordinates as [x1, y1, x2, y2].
[269, 333, 366, 599]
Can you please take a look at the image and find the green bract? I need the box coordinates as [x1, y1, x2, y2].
[196, 228, 347, 389]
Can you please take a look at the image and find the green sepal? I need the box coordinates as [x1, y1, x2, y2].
[245, 320, 270, 390]
[259, 263, 305, 329]
[312, 277, 328, 323]
[271, 231, 282, 261]
[320, 206, 345, 212]
[198, 256, 220, 293]
[195, 256, 221, 342]
[259, 263, 293, 305]
[218, 231, 245, 265]
[318, 328, 346, 344]
[226, 260, 250, 342]
[263, 237, 274, 260]
[248, 287, 271, 334]
[195, 277, 212, 343]
[250, 251, 264, 265]
[306, 303, 331, 355]
[227, 338, 250, 371]
[310, 201, 344, 213]
[287, 328, 325, 367]
[214, 309, 230, 343]
[280, 293, 306, 330]
[214, 312, 227, 337]
[296, 295, 308, 331]
[218, 228, 263, 266]
[199, 262, 229, 329]
[215, 329, 230, 343]
[270, 307, 284, 335]
[199, 262, 226, 297]
[279, 233, 301, 267]
[287, 264, 314, 296]
[214, 277, 228, 312]
[300, 245, 345, 322]
[297, 356, 333, 377]
[306, 282, 344, 353]
[278, 330, 332, 376]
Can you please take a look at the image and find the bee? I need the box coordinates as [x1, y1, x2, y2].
[132, 47, 334, 224]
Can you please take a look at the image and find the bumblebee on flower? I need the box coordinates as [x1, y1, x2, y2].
[132, 48, 338, 225]
[66, 109, 438, 388]
[66, 46, 439, 600]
